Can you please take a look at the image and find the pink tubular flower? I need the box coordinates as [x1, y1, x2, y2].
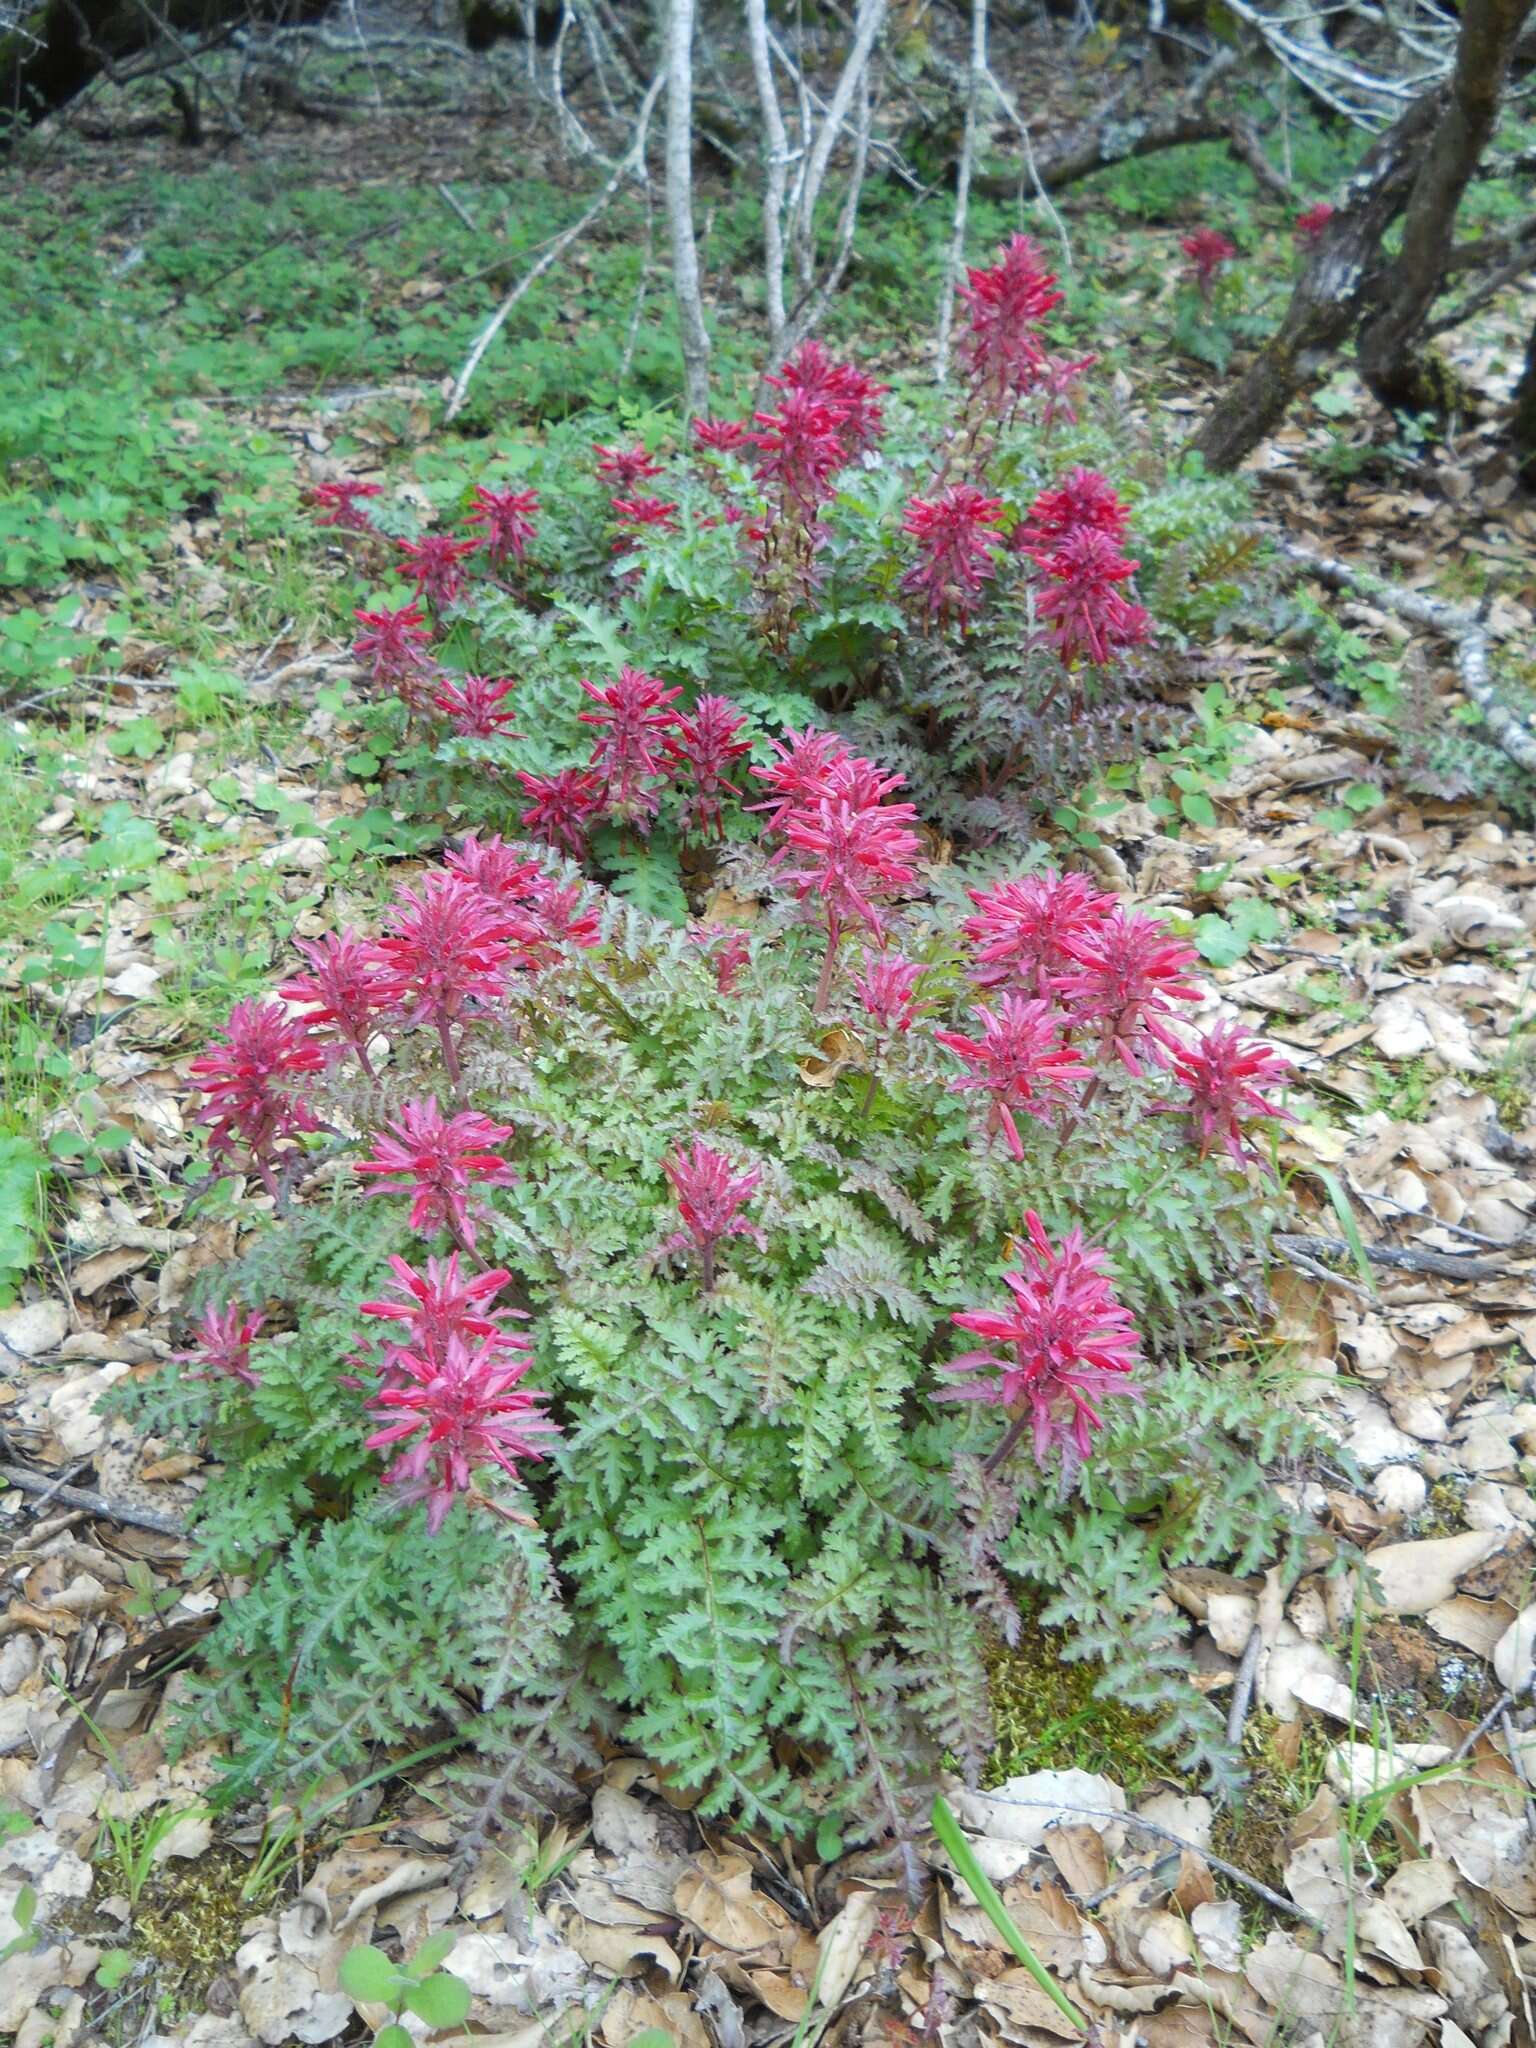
[775, 774, 923, 960]
[361, 1251, 525, 1370]
[356, 1096, 516, 1250]
[689, 923, 752, 995]
[765, 339, 887, 459]
[1055, 906, 1201, 1076]
[935, 997, 1087, 1158]
[1180, 228, 1237, 297]
[750, 726, 852, 838]
[396, 533, 476, 611]
[855, 954, 924, 1034]
[665, 694, 753, 839]
[278, 929, 391, 1076]
[1034, 528, 1151, 669]
[443, 831, 542, 904]
[1167, 1023, 1293, 1168]
[962, 870, 1114, 998]
[901, 484, 1006, 627]
[957, 234, 1064, 416]
[580, 666, 685, 830]
[1035, 351, 1099, 430]
[596, 441, 662, 488]
[353, 601, 434, 698]
[940, 1211, 1140, 1474]
[692, 417, 750, 453]
[661, 1139, 766, 1290]
[465, 485, 539, 568]
[366, 1329, 558, 1534]
[517, 766, 607, 861]
[748, 389, 846, 514]
[432, 673, 522, 740]
[1294, 202, 1335, 246]
[370, 872, 513, 1087]
[1013, 470, 1131, 562]
[179, 1302, 265, 1387]
[611, 495, 680, 542]
[188, 1000, 325, 1196]
[440, 836, 600, 971]
[306, 480, 381, 531]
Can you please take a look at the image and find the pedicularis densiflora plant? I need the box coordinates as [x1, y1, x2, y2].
[125, 241, 1313, 1851]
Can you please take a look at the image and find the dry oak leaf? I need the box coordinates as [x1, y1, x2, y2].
[674, 1850, 790, 1952]
[602, 1985, 709, 2048]
[1362, 1529, 1505, 1615]
[814, 1890, 880, 2006]
[1243, 1931, 1444, 2048]
[561, 1913, 683, 1982]
[975, 1968, 1083, 2039]
[1425, 1593, 1517, 1660]
[1411, 1775, 1536, 1916]
[1382, 1858, 1459, 1925]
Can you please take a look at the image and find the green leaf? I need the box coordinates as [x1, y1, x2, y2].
[404, 1971, 472, 2029]
[1180, 790, 1217, 828]
[409, 1929, 457, 1975]
[814, 1816, 843, 1862]
[930, 1798, 1086, 2031]
[376, 2027, 415, 2048]
[95, 1949, 135, 1990]
[626, 2032, 676, 2048]
[1191, 914, 1247, 967]
[339, 1944, 403, 2003]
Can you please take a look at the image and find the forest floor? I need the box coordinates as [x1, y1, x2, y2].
[5, 44, 1536, 2048]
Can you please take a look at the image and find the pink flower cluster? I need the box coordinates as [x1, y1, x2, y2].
[901, 485, 1006, 628]
[1013, 471, 1149, 670]
[1180, 228, 1237, 298]
[360, 1254, 557, 1533]
[941, 1211, 1141, 1474]
[519, 669, 754, 855]
[661, 1140, 766, 1291]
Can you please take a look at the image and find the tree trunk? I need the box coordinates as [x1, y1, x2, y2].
[1514, 311, 1536, 483]
[662, 0, 711, 415]
[1356, 0, 1536, 411]
[2, 0, 325, 139]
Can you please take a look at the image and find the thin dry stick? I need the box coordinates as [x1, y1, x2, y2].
[444, 68, 665, 423]
[935, 0, 988, 381]
[1226, 1621, 1265, 1745]
[780, 56, 873, 353]
[790, 0, 888, 297]
[968, 1790, 1326, 1931]
[1282, 539, 1536, 776]
[0, 1462, 187, 1539]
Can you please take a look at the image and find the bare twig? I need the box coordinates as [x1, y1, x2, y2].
[443, 68, 665, 424]
[664, 0, 711, 413]
[935, 0, 987, 382]
[1281, 540, 1536, 777]
[0, 1462, 187, 1538]
[1276, 1231, 1507, 1280]
[966, 1790, 1326, 1931]
[436, 182, 478, 233]
[745, 0, 791, 349]
[1226, 1622, 1265, 1745]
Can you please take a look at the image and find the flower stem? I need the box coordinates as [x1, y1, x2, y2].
[813, 927, 841, 1016]
[436, 1015, 463, 1095]
[982, 1411, 1031, 1477]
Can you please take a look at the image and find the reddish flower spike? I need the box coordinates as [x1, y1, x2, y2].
[580, 666, 685, 831]
[352, 601, 435, 700]
[1180, 228, 1237, 297]
[940, 1210, 1140, 1475]
[178, 1302, 265, 1387]
[1167, 1022, 1293, 1168]
[1035, 351, 1099, 430]
[595, 441, 663, 488]
[278, 929, 391, 1075]
[396, 533, 477, 610]
[188, 1000, 325, 1196]
[764, 340, 887, 460]
[611, 495, 680, 541]
[357, 1096, 517, 1251]
[465, 484, 539, 568]
[1012, 470, 1131, 563]
[957, 235, 1064, 416]
[749, 726, 851, 838]
[370, 872, 514, 1087]
[366, 1328, 558, 1534]
[1294, 202, 1335, 245]
[692, 417, 750, 453]
[661, 1139, 766, 1290]
[306, 480, 381, 532]
[901, 484, 1006, 627]
[855, 954, 924, 1034]
[1054, 906, 1201, 1077]
[517, 766, 607, 862]
[688, 923, 752, 995]
[774, 775, 923, 950]
[1034, 528, 1151, 670]
[935, 997, 1087, 1158]
[962, 870, 1115, 999]
[665, 694, 753, 840]
[360, 1251, 526, 1377]
[432, 673, 522, 740]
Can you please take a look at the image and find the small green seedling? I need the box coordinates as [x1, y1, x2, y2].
[339, 1931, 472, 2046]
[96, 1949, 136, 1990]
[1, 1883, 39, 1965]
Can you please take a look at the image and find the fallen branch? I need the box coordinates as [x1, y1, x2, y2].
[1280, 539, 1536, 778]
[0, 1461, 188, 1538]
[1276, 1232, 1506, 1281]
[443, 66, 665, 424]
